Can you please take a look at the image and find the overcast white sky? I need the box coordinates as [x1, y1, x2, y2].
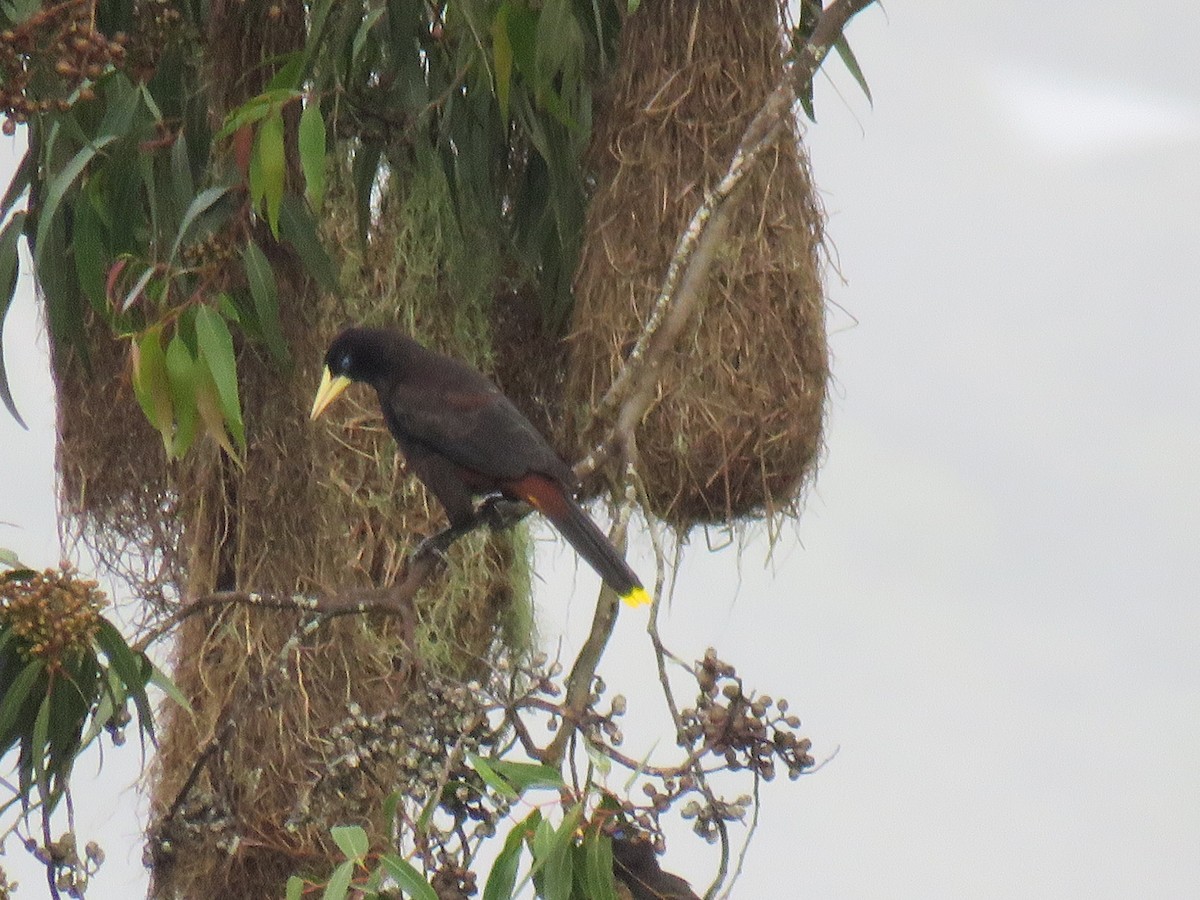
[2, 2, 1199, 897]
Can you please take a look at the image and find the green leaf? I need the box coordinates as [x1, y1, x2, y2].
[93, 619, 153, 741]
[78, 666, 122, 748]
[170, 132, 196, 220]
[583, 828, 617, 900]
[0, 149, 33, 220]
[242, 240, 289, 366]
[541, 834, 573, 900]
[483, 814, 534, 900]
[0, 547, 24, 569]
[322, 859, 355, 900]
[381, 790, 401, 835]
[72, 190, 108, 308]
[487, 758, 565, 793]
[256, 109, 286, 237]
[34, 135, 118, 273]
[215, 90, 300, 142]
[467, 752, 518, 799]
[330, 824, 369, 862]
[0, 211, 27, 428]
[194, 305, 245, 453]
[285, 875, 306, 900]
[835, 34, 872, 104]
[492, 4, 513, 121]
[506, 4, 539, 80]
[379, 855, 438, 900]
[164, 331, 198, 458]
[0, 658, 42, 749]
[169, 186, 231, 265]
[32, 689, 52, 798]
[131, 325, 175, 452]
[350, 5, 386, 70]
[299, 100, 327, 211]
[583, 738, 612, 777]
[148, 660, 192, 713]
[538, 804, 585, 900]
[267, 52, 305, 92]
[279, 194, 339, 291]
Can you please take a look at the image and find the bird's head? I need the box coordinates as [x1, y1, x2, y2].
[310, 327, 396, 420]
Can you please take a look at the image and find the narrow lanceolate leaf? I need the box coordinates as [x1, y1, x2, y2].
[148, 659, 192, 712]
[0, 149, 33, 220]
[539, 804, 584, 900]
[298, 100, 327, 211]
[169, 185, 231, 265]
[835, 35, 872, 104]
[285, 875, 306, 900]
[380, 855, 438, 900]
[170, 133, 196, 222]
[164, 331, 199, 459]
[256, 109, 286, 237]
[483, 815, 534, 900]
[242, 241, 289, 366]
[195, 370, 239, 460]
[93, 619, 153, 741]
[468, 752, 518, 799]
[72, 191, 108, 307]
[194, 305, 245, 453]
[279, 194, 338, 291]
[322, 859, 355, 900]
[32, 690, 52, 798]
[330, 824, 369, 862]
[486, 758, 565, 793]
[583, 828, 618, 900]
[33, 135, 117, 271]
[0, 212, 27, 428]
[131, 325, 174, 452]
[214, 89, 300, 142]
[0, 658, 42, 749]
[492, 3, 514, 121]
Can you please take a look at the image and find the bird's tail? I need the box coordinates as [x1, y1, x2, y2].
[510, 474, 650, 608]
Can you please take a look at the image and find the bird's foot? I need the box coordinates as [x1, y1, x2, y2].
[412, 522, 472, 562]
[476, 494, 531, 531]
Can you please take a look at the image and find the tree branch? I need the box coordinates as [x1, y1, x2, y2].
[133, 553, 435, 654]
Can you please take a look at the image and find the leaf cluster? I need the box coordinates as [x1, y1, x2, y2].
[0, 0, 335, 456]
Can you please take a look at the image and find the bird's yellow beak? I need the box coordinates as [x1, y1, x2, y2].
[310, 368, 352, 420]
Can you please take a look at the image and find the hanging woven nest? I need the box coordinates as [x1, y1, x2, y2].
[564, 0, 828, 528]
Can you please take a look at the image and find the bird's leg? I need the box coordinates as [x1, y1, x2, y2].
[412, 519, 479, 562]
[476, 493, 532, 532]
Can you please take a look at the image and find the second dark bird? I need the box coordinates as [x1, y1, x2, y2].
[310, 327, 650, 608]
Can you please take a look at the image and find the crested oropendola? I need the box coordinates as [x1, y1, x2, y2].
[310, 327, 650, 608]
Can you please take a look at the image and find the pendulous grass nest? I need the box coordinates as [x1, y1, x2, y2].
[564, 0, 828, 529]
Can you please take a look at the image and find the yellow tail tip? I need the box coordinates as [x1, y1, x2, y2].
[622, 586, 652, 608]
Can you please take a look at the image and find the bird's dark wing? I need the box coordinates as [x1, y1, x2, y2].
[378, 377, 576, 487]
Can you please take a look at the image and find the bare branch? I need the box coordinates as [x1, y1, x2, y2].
[133, 553, 435, 653]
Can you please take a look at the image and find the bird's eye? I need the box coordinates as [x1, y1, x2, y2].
[338, 352, 353, 373]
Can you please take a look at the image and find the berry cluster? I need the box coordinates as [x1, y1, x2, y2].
[0, 0, 128, 133]
[0, 563, 106, 673]
[681, 648, 814, 781]
[25, 832, 104, 899]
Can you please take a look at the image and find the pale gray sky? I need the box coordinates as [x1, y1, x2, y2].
[2, 3, 1198, 897]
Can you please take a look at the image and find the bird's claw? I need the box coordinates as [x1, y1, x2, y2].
[477, 494, 531, 531]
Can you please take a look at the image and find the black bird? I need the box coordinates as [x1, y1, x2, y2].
[310, 327, 650, 608]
